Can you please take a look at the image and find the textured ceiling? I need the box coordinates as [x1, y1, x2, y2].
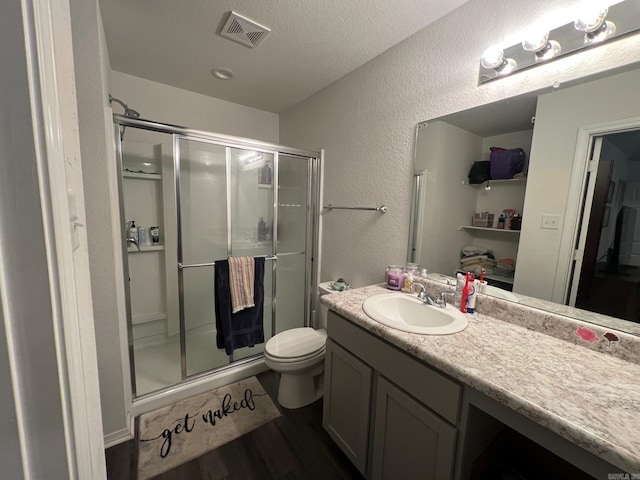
[98, 0, 467, 113]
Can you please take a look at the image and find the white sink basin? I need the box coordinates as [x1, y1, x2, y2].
[362, 293, 468, 335]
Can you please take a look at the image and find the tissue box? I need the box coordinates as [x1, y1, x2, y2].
[472, 212, 495, 228]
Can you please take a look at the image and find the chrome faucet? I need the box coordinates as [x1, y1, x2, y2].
[126, 237, 141, 251]
[411, 281, 429, 302]
[412, 282, 453, 308]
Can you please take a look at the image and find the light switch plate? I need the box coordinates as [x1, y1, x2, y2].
[541, 214, 561, 230]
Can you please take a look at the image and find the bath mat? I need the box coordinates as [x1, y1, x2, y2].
[137, 376, 280, 480]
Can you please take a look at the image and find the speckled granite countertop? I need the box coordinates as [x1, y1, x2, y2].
[320, 283, 640, 474]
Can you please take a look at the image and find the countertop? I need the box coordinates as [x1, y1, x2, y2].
[320, 283, 640, 474]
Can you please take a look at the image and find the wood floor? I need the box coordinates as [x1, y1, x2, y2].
[105, 370, 364, 480]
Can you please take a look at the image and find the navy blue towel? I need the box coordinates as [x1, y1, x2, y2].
[214, 257, 265, 355]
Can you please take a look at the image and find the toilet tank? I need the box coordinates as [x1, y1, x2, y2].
[317, 281, 337, 329]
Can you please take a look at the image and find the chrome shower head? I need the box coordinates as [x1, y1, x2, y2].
[109, 94, 141, 119]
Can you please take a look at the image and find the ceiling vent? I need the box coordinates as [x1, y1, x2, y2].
[220, 11, 271, 49]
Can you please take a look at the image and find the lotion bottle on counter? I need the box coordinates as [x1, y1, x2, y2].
[460, 273, 470, 313]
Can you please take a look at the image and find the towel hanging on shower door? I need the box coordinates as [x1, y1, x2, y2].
[228, 256, 255, 313]
[214, 257, 265, 355]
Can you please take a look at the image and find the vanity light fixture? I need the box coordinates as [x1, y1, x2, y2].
[478, 0, 640, 84]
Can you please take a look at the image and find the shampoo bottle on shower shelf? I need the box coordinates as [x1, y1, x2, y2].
[137, 225, 147, 246]
[258, 217, 266, 241]
[128, 220, 138, 243]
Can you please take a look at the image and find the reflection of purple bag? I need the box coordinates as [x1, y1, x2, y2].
[489, 147, 526, 180]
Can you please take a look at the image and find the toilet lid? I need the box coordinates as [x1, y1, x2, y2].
[265, 328, 326, 359]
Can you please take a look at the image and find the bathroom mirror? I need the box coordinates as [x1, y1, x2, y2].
[410, 64, 640, 336]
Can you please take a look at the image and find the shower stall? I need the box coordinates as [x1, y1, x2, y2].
[112, 115, 320, 399]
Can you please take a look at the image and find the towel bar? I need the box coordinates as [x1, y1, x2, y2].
[179, 255, 278, 269]
[324, 204, 387, 213]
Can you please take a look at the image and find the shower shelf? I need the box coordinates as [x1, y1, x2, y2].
[128, 244, 165, 253]
[123, 171, 161, 180]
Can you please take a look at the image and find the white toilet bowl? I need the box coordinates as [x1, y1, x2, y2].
[264, 281, 337, 409]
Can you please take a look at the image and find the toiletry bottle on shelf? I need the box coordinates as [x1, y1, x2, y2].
[260, 163, 272, 185]
[258, 217, 266, 241]
[264, 163, 272, 184]
[137, 225, 146, 246]
[150, 226, 160, 244]
[128, 220, 138, 243]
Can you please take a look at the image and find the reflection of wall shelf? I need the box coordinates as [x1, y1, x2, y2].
[462, 178, 526, 187]
[484, 273, 514, 285]
[458, 226, 521, 234]
[258, 183, 273, 189]
[123, 171, 162, 180]
[128, 244, 165, 253]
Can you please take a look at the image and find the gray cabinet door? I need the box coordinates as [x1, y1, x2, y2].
[371, 376, 457, 480]
[322, 339, 372, 475]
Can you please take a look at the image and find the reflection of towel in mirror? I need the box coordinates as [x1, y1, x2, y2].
[228, 256, 255, 313]
[460, 246, 496, 276]
[461, 245, 493, 257]
[214, 257, 265, 355]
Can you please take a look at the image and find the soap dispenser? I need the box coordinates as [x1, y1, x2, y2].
[128, 220, 138, 242]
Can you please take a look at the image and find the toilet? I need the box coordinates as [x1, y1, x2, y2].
[264, 281, 337, 409]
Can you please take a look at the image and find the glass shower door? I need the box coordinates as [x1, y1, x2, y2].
[275, 154, 312, 333]
[178, 139, 276, 374]
[177, 138, 230, 376]
[228, 147, 275, 361]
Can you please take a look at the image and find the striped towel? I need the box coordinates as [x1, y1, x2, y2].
[228, 256, 256, 313]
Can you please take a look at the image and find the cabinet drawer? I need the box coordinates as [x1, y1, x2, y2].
[328, 311, 460, 424]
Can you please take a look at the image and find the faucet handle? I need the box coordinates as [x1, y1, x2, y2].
[439, 292, 455, 307]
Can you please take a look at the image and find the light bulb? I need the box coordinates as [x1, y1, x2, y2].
[480, 46, 505, 69]
[522, 31, 561, 62]
[574, 8, 608, 33]
[480, 46, 517, 75]
[585, 21, 616, 44]
[522, 32, 549, 52]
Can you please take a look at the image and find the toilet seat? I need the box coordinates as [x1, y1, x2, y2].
[265, 327, 326, 362]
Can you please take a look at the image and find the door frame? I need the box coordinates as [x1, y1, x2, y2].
[555, 116, 640, 304]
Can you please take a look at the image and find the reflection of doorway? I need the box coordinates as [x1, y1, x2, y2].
[569, 130, 640, 322]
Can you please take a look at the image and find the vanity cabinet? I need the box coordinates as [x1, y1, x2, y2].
[324, 311, 460, 479]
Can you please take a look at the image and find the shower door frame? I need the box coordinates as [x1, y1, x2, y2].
[113, 115, 320, 399]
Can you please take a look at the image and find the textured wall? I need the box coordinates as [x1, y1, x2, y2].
[70, 0, 131, 441]
[280, 0, 640, 288]
[111, 71, 279, 143]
